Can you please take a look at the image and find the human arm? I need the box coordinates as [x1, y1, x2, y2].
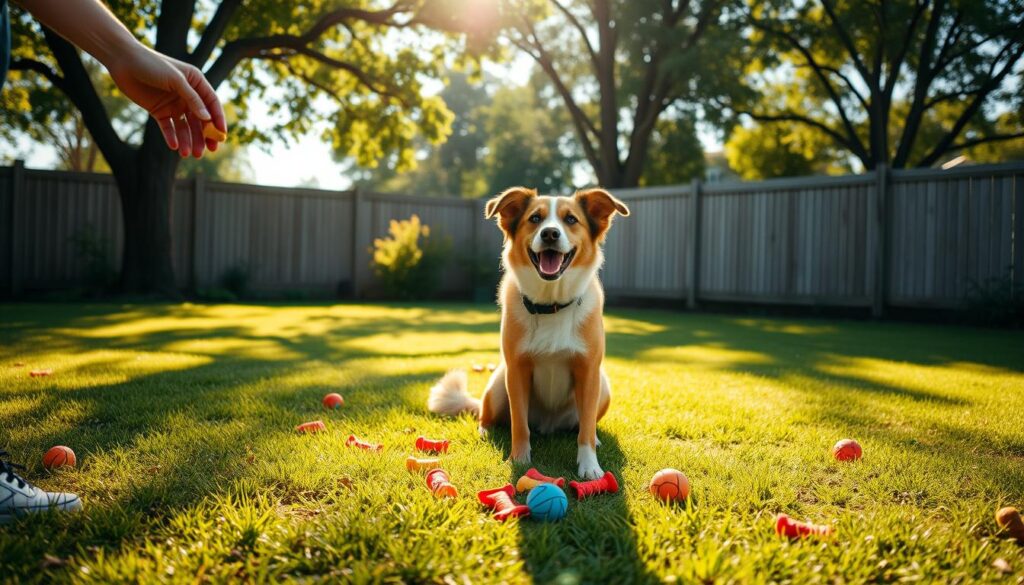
[16, 0, 226, 157]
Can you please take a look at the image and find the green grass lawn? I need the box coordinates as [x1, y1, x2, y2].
[1, 302, 1023, 583]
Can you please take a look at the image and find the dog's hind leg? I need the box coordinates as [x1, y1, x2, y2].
[478, 364, 510, 438]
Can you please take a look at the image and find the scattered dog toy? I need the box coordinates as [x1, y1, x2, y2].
[525, 468, 565, 487]
[322, 393, 344, 410]
[426, 469, 458, 499]
[472, 364, 484, 372]
[832, 439, 862, 461]
[346, 434, 383, 451]
[775, 513, 832, 539]
[569, 471, 619, 500]
[29, 369, 53, 377]
[13, 362, 25, 367]
[487, 363, 497, 372]
[478, 484, 530, 521]
[295, 420, 326, 434]
[202, 121, 227, 142]
[649, 468, 690, 502]
[516, 475, 547, 493]
[43, 446, 76, 470]
[995, 507, 1024, 543]
[406, 456, 442, 472]
[526, 483, 568, 522]
[415, 436, 449, 454]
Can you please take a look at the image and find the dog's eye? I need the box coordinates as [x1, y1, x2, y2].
[529, 214, 542, 224]
[565, 214, 578, 225]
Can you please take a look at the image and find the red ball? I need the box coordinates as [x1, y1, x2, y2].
[832, 439, 862, 461]
[322, 393, 344, 410]
[43, 446, 76, 470]
[649, 468, 690, 502]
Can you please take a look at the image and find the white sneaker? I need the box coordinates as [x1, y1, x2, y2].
[0, 450, 82, 523]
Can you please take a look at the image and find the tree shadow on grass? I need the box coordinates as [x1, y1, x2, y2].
[0, 303, 508, 575]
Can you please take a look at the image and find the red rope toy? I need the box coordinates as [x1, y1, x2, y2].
[478, 484, 530, 521]
[415, 436, 449, 454]
[345, 434, 383, 451]
[525, 468, 566, 487]
[426, 469, 458, 498]
[569, 471, 619, 500]
[775, 514, 832, 539]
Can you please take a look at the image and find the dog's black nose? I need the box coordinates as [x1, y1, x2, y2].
[540, 227, 561, 243]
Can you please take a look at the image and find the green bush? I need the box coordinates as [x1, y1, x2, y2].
[371, 215, 451, 299]
[69, 225, 117, 296]
[220, 262, 252, 298]
[965, 268, 1024, 327]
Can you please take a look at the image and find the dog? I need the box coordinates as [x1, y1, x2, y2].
[428, 186, 630, 479]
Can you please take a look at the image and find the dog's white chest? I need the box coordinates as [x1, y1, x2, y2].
[518, 307, 588, 356]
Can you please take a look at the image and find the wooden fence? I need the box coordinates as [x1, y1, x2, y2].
[1, 160, 1022, 314]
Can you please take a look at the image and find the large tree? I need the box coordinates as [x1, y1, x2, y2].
[500, 0, 733, 188]
[3, 0, 478, 296]
[728, 0, 1024, 170]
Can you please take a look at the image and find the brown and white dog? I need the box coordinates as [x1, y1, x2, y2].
[428, 187, 630, 479]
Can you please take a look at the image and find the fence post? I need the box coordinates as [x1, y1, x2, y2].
[350, 188, 369, 298]
[471, 198, 486, 297]
[190, 173, 204, 293]
[686, 178, 702, 309]
[9, 160, 25, 297]
[870, 164, 889, 318]
[1015, 173, 1024, 298]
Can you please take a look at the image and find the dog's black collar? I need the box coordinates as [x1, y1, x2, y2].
[522, 295, 581, 315]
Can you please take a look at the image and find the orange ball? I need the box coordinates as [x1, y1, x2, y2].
[649, 468, 690, 502]
[322, 393, 344, 410]
[43, 446, 76, 470]
[832, 439, 862, 461]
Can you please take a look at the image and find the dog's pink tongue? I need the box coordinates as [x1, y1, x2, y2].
[539, 251, 564, 275]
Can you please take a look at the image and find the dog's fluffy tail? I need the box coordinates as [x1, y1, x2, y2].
[427, 369, 480, 417]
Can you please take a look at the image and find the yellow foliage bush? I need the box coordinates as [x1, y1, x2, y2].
[371, 215, 451, 299]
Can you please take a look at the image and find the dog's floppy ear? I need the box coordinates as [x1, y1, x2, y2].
[574, 188, 630, 241]
[484, 187, 537, 239]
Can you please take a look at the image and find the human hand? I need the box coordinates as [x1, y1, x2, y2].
[106, 47, 226, 158]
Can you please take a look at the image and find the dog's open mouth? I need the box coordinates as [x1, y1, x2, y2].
[528, 248, 576, 280]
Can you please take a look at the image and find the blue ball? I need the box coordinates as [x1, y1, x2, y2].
[526, 483, 568, 522]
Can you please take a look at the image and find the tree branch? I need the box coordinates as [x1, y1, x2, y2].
[205, 2, 415, 87]
[508, 35, 602, 173]
[190, 0, 243, 68]
[39, 27, 131, 169]
[819, 0, 874, 87]
[549, 0, 599, 71]
[918, 42, 1024, 167]
[893, 0, 946, 168]
[9, 57, 67, 92]
[947, 132, 1024, 153]
[748, 15, 869, 163]
[258, 47, 410, 108]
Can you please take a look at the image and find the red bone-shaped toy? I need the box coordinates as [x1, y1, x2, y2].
[526, 468, 566, 488]
[426, 469, 458, 498]
[569, 471, 619, 500]
[415, 436, 449, 454]
[345, 434, 383, 451]
[775, 514, 832, 539]
[477, 484, 530, 521]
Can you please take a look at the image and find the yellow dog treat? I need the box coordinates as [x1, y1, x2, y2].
[202, 121, 227, 142]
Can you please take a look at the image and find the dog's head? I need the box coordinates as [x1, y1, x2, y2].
[485, 187, 629, 284]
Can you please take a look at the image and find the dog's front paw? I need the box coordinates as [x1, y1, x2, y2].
[576, 444, 603, 480]
[510, 444, 532, 465]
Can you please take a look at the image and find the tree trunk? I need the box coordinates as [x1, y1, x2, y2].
[113, 134, 182, 298]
